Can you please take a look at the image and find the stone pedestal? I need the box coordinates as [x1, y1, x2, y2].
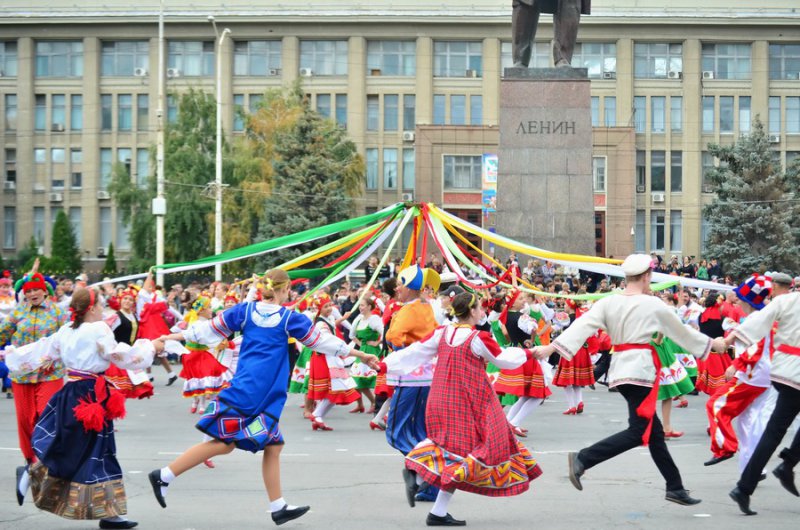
[497, 67, 595, 257]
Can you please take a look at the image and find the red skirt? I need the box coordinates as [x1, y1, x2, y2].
[374, 372, 395, 398]
[306, 353, 359, 404]
[179, 349, 230, 398]
[494, 357, 551, 399]
[553, 346, 595, 387]
[104, 365, 154, 400]
[696, 352, 732, 395]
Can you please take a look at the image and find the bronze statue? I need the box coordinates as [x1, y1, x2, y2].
[512, 0, 591, 68]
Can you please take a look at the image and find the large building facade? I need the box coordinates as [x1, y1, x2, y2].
[0, 1, 798, 266]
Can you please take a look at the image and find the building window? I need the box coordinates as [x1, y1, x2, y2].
[137, 94, 149, 131]
[701, 217, 710, 253]
[769, 96, 781, 134]
[136, 148, 149, 188]
[634, 96, 645, 133]
[5, 149, 16, 183]
[500, 41, 549, 73]
[383, 95, 398, 131]
[71, 95, 83, 131]
[788, 97, 800, 134]
[317, 94, 332, 119]
[450, 95, 466, 125]
[701, 151, 714, 190]
[719, 96, 734, 133]
[702, 96, 715, 133]
[635, 209, 646, 252]
[3, 207, 15, 249]
[33, 207, 45, 245]
[0, 41, 17, 77]
[403, 148, 415, 190]
[168, 41, 214, 77]
[769, 44, 800, 80]
[383, 148, 397, 189]
[232, 94, 245, 131]
[403, 95, 415, 131]
[35, 95, 46, 131]
[591, 96, 599, 127]
[443, 155, 481, 189]
[50, 207, 63, 231]
[670, 210, 682, 252]
[99, 207, 112, 249]
[167, 95, 178, 124]
[434, 41, 482, 77]
[367, 40, 415, 76]
[366, 148, 378, 190]
[69, 207, 82, 248]
[118, 94, 133, 131]
[116, 209, 129, 250]
[592, 156, 606, 192]
[299, 40, 348, 76]
[4, 94, 16, 131]
[233, 40, 281, 76]
[571, 42, 616, 78]
[739, 96, 751, 133]
[51, 148, 65, 165]
[433, 94, 446, 125]
[670, 151, 682, 192]
[603, 96, 616, 127]
[670, 96, 682, 132]
[100, 148, 113, 191]
[101, 41, 148, 76]
[651, 150, 666, 192]
[249, 94, 263, 114]
[636, 150, 646, 190]
[71, 148, 82, 188]
[701, 43, 751, 80]
[366, 95, 379, 131]
[34, 148, 46, 164]
[470, 95, 483, 126]
[101, 94, 113, 130]
[634, 42, 682, 78]
[49, 95, 65, 131]
[335, 94, 347, 128]
[651, 96, 666, 133]
[35, 41, 83, 77]
[650, 209, 665, 252]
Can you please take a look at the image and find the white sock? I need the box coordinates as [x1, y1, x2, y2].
[269, 497, 298, 513]
[575, 386, 583, 405]
[510, 397, 542, 426]
[430, 490, 454, 517]
[160, 466, 175, 498]
[563, 386, 577, 408]
[415, 473, 425, 487]
[313, 398, 334, 420]
[374, 398, 391, 422]
[18, 468, 30, 496]
[506, 397, 526, 422]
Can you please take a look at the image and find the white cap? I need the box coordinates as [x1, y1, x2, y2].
[621, 254, 653, 277]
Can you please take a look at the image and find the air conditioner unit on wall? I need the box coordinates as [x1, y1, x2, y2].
[299, 68, 313, 77]
[166, 68, 181, 78]
[465, 69, 479, 78]
[769, 134, 781, 144]
[702, 184, 714, 193]
[402, 131, 415, 142]
[51, 123, 65, 132]
[702, 71, 715, 80]
[401, 192, 414, 202]
[268, 68, 281, 76]
[3, 181, 15, 191]
[667, 70, 682, 79]
[97, 190, 111, 200]
[636, 185, 645, 193]
[97, 247, 106, 257]
[602, 71, 616, 80]
[49, 192, 63, 202]
[134, 67, 148, 77]
[651, 192, 665, 203]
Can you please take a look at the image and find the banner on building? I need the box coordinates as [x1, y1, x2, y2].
[482, 153, 498, 216]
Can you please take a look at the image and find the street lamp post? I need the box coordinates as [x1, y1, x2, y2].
[154, 0, 166, 286]
[210, 16, 230, 281]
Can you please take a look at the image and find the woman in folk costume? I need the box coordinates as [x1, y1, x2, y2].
[553, 300, 597, 415]
[0, 260, 67, 478]
[705, 274, 779, 473]
[348, 296, 381, 414]
[532, 254, 726, 506]
[8, 287, 165, 529]
[0, 271, 16, 398]
[370, 278, 401, 431]
[136, 271, 179, 385]
[147, 269, 376, 526]
[168, 295, 232, 414]
[104, 287, 154, 400]
[696, 292, 731, 395]
[305, 294, 361, 431]
[288, 298, 314, 397]
[381, 292, 543, 527]
[485, 296, 509, 387]
[652, 334, 695, 439]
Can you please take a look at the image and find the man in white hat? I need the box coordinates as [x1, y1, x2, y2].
[726, 270, 800, 515]
[531, 254, 727, 506]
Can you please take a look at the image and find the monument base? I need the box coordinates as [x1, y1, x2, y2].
[496, 67, 596, 257]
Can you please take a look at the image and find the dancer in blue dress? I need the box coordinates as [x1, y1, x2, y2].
[148, 269, 378, 526]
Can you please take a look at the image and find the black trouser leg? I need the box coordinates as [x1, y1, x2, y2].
[374, 395, 387, 413]
[738, 383, 800, 495]
[552, 0, 581, 66]
[578, 384, 684, 491]
[511, 0, 540, 67]
[593, 351, 610, 381]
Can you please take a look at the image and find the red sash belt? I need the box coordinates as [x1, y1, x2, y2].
[776, 344, 800, 356]
[67, 369, 126, 432]
[612, 343, 660, 446]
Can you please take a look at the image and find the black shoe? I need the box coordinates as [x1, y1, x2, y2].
[15, 465, 26, 506]
[567, 452, 584, 491]
[665, 488, 701, 506]
[166, 374, 178, 386]
[99, 520, 138, 529]
[729, 487, 756, 515]
[403, 468, 420, 508]
[608, 386, 619, 393]
[758, 473, 767, 482]
[597, 380, 609, 387]
[588, 384, 596, 390]
[148, 469, 168, 508]
[426, 513, 466, 526]
[773, 462, 800, 497]
[271, 505, 310, 526]
[704, 454, 734, 466]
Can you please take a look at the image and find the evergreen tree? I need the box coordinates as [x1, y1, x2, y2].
[17, 237, 40, 271]
[703, 118, 800, 279]
[50, 209, 82, 273]
[257, 98, 365, 269]
[103, 242, 118, 276]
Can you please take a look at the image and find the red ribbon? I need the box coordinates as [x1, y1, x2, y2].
[613, 343, 660, 446]
[776, 343, 800, 356]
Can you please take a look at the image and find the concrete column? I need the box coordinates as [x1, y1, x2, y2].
[283, 36, 299, 85]
[482, 38, 500, 126]
[347, 36, 366, 149]
[82, 37, 101, 253]
[415, 37, 433, 125]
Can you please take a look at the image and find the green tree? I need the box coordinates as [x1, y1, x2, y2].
[257, 97, 365, 268]
[702, 118, 800, 279]
[109, 159, 155, 272]
[50, 209, 82, 273]
[17, 237, 41, 271]
[103, 242, 118, 276]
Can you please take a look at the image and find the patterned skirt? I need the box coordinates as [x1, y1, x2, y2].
[30, 379, 126, 520]
[696, 352, 732, 395]
[104, 365, 154, 400]
[494, 357, 552, 399]
[196, 398, 284, 453]
[655, 338, 695, 399]
[553, 346, 595, 387]
[288, 346, 313, 394]
[179, 348, 231, 399]
[306, 352, 360, 404]
[351, 343, 379, 390]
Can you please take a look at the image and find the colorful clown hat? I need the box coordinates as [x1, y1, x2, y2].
[397, 265, 441, 292]
[733, 274, 772, 310]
